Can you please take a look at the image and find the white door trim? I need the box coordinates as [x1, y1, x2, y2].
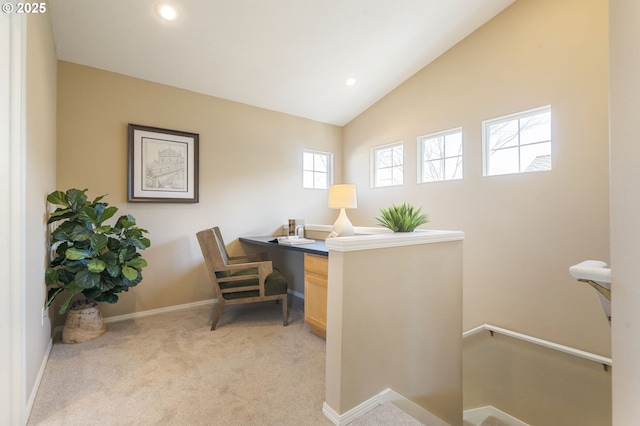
[0, 10, 27, 426]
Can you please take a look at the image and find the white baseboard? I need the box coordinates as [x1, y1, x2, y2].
[290, 289, 304, 300]
[52, 299, 217, 337]
[464, 406, 530, 426]
[54, 293, 303, 337]
[26, 337, 52, 421]
[323, 396, 380, 425]
[323, 388, 448, 426]
[103, 298, 215, 324]
[103, 289, 304, 324]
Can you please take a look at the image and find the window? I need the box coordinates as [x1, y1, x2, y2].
[418, 128, 463, 183]
[483, 106, 551, 176]
[303, 149, 332, 189]
[371, 142, 404, 187]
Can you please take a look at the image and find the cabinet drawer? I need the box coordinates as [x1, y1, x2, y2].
[304, 253, 328, 277]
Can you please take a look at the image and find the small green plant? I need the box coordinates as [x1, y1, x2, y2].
[45, 188, 151, 314]
[375, 202, 430, 232]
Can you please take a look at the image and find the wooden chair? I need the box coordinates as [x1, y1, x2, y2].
[196, 227, 288, 330]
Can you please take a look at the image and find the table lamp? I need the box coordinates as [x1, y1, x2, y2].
[328, 184, 357, 236]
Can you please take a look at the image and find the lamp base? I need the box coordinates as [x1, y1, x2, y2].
[332, 208, 354, 236]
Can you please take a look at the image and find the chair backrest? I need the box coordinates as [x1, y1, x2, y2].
[196, 228, 227, 290]
[212, 226, 230, 267]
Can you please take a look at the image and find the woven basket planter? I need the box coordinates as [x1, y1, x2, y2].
[62, 303, 106, 344]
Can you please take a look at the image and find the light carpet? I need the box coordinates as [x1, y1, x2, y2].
[28, 303, 332, 425]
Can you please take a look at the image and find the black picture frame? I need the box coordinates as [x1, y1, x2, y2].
[127, 124, 199, 203]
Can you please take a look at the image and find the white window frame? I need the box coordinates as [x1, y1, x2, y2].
[370, 141, 404, 188]
[482, 105, 552, 176]
[302, 149, 333, 189]
[417, 127, 463, 183]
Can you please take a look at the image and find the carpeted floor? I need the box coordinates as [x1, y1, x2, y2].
[28, 303, 332, 425]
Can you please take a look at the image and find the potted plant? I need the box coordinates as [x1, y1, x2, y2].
[45, 188, 150, 343]
[375, 202, 430, 232]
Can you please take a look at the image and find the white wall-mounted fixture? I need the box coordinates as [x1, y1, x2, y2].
[569, 260, 611, 325]
[328, 184, 357, 237]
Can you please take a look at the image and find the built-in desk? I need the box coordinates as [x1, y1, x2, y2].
[240, 236, 329, 338]
[239, 236, 328, 257]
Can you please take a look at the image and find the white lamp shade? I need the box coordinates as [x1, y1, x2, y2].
[328, 184, 357, 209]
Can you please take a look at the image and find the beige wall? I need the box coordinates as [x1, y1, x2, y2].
[609, 0, 640, 424]
[342, 0, 611, 356]
[56, 62, 342, 319]
[25, 7, 57, 412]
[325, 239, 463, 424]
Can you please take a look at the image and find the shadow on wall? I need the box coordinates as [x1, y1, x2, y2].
[463, 332, 612, 426]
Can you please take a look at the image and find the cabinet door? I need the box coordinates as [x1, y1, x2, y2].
[304, 254, 328, 339]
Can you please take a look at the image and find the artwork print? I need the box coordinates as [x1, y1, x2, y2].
[128, 124, 199, 203]
[142, 137, 188, 192]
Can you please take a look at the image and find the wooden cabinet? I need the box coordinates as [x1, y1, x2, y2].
[304, 253, 329, 339]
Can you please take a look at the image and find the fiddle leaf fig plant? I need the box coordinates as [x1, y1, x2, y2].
[375, 202, 430, 233]
[45, 188, 151, 314]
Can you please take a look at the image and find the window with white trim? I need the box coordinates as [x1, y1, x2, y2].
[371, 142, 404, 188]
[418, 128, 463, 183]
[303, 149, 333, 189]
[483, 106, 552, 176]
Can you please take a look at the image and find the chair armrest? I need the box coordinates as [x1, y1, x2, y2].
[222, 260, 272, 273]
[216, 260, 273, 294]
[228, 252, 266, 263]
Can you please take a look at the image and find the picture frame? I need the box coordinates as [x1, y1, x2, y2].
[128, 124, 199, 203]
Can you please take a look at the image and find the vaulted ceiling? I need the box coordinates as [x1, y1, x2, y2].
[49, 0, 514, 126]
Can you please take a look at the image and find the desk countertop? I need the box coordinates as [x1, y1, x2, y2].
[239, 236, 328, 256]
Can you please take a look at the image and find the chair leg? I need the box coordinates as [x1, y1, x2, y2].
[281, 294, 288, 326]
[211, 299, 225, 330]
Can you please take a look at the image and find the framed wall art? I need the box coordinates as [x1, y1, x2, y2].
[128, 124, 199, 203]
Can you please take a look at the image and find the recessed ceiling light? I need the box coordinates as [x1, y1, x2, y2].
[156, 3, 178, 21]
[345, 78, 357, 87]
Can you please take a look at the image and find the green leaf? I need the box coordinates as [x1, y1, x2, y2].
[58, 295, 73, 315]
[45, 267, 59, 285]
[48, 208, 72, 219]
[73, 269, 102, 289]
[65, 247, 91, 260]
[87, 258, 106, 273]
[124, 237, 149, 250]
[45, 288, 63, 308]
[47, 190, 69, 207]
[94, 225, 112, 234]
[54, 242, 69, 259]
[126, 257, 147, 270]
[90, 233, 108, 254]
[122, 266, 138, 280]
[69, 224, 93, 242]
[93, 292, 118, 304]
[99, 250, 117, 265]
[78, 206, 98, 225]
[57, 282, 83, 314]
[57, 268, 75, 285]
[91, 194, 106, 204]
[99, 206, 118, 224]
[67, 188, 88, 212]
[106, 264, 121, 278]
[116, 214, 136, 229]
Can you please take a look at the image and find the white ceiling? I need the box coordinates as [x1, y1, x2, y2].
[49, 0, 514, 126]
